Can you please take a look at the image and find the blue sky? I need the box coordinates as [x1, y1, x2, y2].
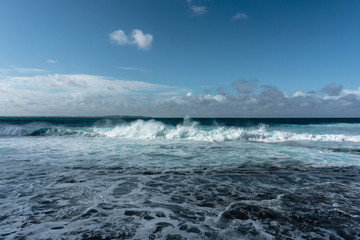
[1, 0, 360, 117]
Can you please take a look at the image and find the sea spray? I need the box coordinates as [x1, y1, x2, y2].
[1, 119, 360, 144]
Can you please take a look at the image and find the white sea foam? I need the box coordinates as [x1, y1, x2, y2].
[95, 120, 247, 141]
[1, 119, 360, 144]
[257, 130, 360, 143]
[1, 119, 360, 239]
[94, 119, 360, 143]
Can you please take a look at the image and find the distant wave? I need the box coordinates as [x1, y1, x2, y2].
[0, 125, 96, 137]
[0, 125, 27, 136]
[2, 119, 360, 144]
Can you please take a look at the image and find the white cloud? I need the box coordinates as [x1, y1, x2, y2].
[232, 12, 248, 21]
[191, 5, 207, 15]
[131, 29, 153, 50]
[148, 85, 360, 117]
[0, 72, 183, 116]
[293, 91, 307, 97]
[186, 0, 207, 16]
[109, 29, 153, 50]
[0, 66, 46, 75]
[1, 71, 360, 117]
[1, 74, 168, 94]
[343, 87, 360, 96]
[47, 60, 57, 64]
[119, 67, 147, 72]
[109, 29, 130, 45]
[204, 94, 227, 102]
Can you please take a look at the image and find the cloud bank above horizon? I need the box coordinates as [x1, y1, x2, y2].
[1, 70, 359, 117]
[1, 1, 359, 118]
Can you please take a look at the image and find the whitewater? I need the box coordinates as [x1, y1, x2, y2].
[0, 117, 360, 239]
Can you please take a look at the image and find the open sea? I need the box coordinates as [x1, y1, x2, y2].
[0, 117, 360, 240]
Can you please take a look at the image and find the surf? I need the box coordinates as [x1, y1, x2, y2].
[1, 119, 360, 145]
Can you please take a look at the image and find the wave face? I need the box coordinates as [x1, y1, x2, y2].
[0, 119, 360, 153]
[1, 118, 360, 143]
[1, 117, 360, 239]
[95, 119, 360, 143]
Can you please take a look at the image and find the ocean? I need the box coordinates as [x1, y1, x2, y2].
[0, 117, 359, 240]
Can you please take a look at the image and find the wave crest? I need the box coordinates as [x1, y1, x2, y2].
[95, 120, 360, 143]
[1, 119, 360, 143]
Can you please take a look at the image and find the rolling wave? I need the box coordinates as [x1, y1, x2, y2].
[0, 125, 95, 137]
[1, 119, 360, 144]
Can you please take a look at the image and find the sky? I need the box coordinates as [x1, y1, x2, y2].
[0, 0, 360, 117]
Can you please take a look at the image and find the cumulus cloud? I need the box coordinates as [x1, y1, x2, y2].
[1, 71, 360, 117]
[323, 83, 342, 96]
[109, 29, 129, 45]
[186, 0, 207, 16]
[109, 29, 153, 50]
[232, 12, 248, 21]
[232, 79, 258, 94]
[131, 29, 153, 50]
[146, 83, 360, 117]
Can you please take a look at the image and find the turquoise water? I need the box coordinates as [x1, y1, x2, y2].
[0, 118, 360, 239]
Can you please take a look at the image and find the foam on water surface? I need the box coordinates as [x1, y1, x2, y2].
[1, 117, 360, 239]
[2, 119, 360, 144]
[1, 166, 360, 239]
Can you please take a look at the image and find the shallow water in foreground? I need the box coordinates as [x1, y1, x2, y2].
[0, 118, 360, 239]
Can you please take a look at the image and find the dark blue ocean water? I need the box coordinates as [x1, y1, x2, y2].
[1, 117, 360, 239]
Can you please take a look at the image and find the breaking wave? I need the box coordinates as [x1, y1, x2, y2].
[95, 120, 360, 142]
[0, 125, 95, 137]
[1, 119, 360, 144]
